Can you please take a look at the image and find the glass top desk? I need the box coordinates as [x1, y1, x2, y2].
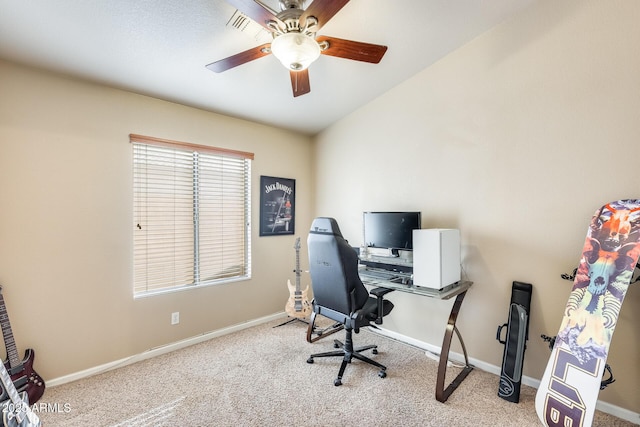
[305, 266, 474, 403]
[359, 268, 474, 403]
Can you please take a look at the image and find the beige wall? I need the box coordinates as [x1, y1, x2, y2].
[0, 60, 313, 379]
[314, 0, 640, 415]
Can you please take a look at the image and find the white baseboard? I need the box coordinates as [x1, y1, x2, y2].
[47, 312, 286, 388]
[369, 326, 640, 425]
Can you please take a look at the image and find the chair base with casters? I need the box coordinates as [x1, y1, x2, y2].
[306, 287, 394, 386]
[307, 327, 387, 386]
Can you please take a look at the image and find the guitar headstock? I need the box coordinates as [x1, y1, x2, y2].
[294, 237, 301, 250]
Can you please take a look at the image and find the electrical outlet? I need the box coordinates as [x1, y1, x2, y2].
[171, 312, 179, 325]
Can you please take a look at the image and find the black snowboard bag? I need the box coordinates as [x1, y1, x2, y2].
[496, 281, 532, 403]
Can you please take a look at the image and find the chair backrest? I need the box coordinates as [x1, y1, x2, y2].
[307, 218, 369, 316]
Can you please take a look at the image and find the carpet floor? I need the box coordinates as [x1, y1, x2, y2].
[36, 318, 636, 426]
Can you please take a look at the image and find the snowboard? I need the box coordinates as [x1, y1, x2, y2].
[535, 199, 640, 427]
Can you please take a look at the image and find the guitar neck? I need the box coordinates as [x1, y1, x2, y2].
[295, 240, 301, 291]
[0, 293, 20, 368]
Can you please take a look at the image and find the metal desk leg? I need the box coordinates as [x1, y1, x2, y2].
[306, 311, 344, 343]
[435, 290, 474, 402]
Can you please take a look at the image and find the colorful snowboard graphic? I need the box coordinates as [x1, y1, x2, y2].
[535, 199, 640, 427]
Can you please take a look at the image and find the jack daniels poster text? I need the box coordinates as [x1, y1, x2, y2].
[259, 176, 295, 236]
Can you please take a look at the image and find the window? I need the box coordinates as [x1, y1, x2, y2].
[131, 134, 253, 297]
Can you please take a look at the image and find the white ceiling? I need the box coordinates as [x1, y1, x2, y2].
[0, 0, 537, 135]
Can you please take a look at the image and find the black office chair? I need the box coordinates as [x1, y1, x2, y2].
[306, 217, 394, 386]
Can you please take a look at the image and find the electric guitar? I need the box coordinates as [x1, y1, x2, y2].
[285, 238, 312, 319]
[0, 352, 41, 427]
[0, 287, 45, 404]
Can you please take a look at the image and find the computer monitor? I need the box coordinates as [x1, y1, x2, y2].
[363, 211, 421, 252]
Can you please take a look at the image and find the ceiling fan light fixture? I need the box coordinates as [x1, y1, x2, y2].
[270, 32, 321, 71]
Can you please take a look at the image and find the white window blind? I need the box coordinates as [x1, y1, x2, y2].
[131, 134, 253, 296]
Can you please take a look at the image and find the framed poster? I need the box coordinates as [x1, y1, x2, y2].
[259, 175, 295, 236]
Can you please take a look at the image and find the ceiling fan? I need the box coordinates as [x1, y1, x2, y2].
[206, 0, 388, 97]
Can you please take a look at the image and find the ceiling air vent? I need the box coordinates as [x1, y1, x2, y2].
[226, 10, 270, 41]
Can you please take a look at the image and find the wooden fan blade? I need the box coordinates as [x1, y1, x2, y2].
[299, 0, 349, 31]
[317, 36, 387, 64]
[225, 0, 279, 29]
[206, 43, 271, 73]
[290, 69, 310, 97]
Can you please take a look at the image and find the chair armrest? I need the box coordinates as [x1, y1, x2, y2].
[370, 287, 394, 325]
[370, 287, 394, 298]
